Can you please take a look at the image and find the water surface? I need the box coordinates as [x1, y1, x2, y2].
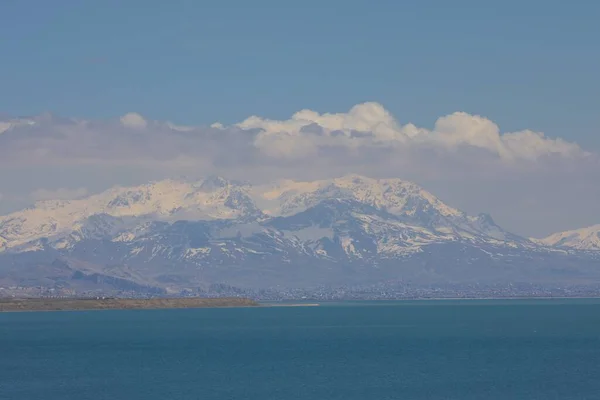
[1, 299, 599, 399]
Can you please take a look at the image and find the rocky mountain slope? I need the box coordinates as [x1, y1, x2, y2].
[0, 175, 598, 295]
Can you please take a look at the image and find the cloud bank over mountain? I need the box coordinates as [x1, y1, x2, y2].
[0, 102, 598, 237]
[234, 102, 584, 162]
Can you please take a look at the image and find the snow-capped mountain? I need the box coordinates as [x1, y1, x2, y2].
[0, 174, 527, 253]
[535, 225, 600, 251]
[253, 174, 465, 218]
[254, 175, 525, 243]
[0, 174, 598, 293]
[0, 176, 260, 251]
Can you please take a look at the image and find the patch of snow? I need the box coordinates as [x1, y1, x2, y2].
[130, 247, 145, 256]
[185, 247, 211, 257]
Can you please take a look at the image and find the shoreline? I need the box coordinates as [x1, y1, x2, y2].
[2, 296, 599, 313]
[0, 297, 259, 313]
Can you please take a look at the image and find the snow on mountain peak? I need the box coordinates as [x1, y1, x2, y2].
[536, 224, 600, 251]
[0, 174, 532, 254]
[253, 174, 464, 220]
[0, 177, 255, 251]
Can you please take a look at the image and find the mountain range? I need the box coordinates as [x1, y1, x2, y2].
[0, 175, 598, 296]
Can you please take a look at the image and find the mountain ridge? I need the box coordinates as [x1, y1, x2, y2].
[0, 174, 598, 296]
[0, 174, 529, 253]
[534, 224, 600, 251]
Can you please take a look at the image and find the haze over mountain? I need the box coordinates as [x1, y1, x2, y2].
[0, 106, 598, 296]
[1, 174, 598, 296]
[1, 103, 599, 238]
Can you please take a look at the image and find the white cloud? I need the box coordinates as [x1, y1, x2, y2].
[0, 102, 587, 168]
[225, 103, 584, 161]
[31, 188, 89, 201]
[120, 112, 147, 129]
[0, 122, 12, 135]
[0, 117, 35, 135]
[166, 121, 195, 132]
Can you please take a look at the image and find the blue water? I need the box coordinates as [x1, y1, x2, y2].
[1, 299, 600, 400]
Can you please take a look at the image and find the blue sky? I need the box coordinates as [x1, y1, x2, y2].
[1, 0, 599, 149]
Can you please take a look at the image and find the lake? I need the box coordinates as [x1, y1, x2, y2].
[1, 299, 600, 399]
